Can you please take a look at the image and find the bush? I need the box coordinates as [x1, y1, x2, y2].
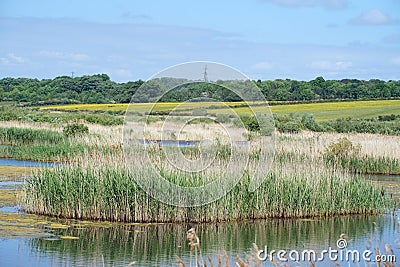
[378, 114, 397, 121]
[215, 113, 231, 124]
[301, 113, 325, 132]
[187, 117, 214, 124]
[324, 137, 361, 162]
[63, 123, 89, 137]
[191, 108, 207, 116]
[277, 121, 301, 133]
[239, 115, 260, 132]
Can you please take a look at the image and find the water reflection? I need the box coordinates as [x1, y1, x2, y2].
[0, 158, 58, 168]
[6, 212, 396, 266]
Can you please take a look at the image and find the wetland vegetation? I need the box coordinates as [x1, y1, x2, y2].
[20, 129, 398, 222]
[0, 99, 398, 222]
[1, 76, 399, 266]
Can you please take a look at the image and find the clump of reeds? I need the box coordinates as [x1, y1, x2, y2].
[22, 142, 391, 222]
[0, 125, 124, 161]
[324, 137, 400, 175]
[0, 126, 65, 146]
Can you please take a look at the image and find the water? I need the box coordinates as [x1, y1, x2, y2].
[0, 158, 58, 168]
[0, 205, 18, 213]
[0, 181, 25, 189]
[0, 159, 399, 266]
[0, 213, 399, 266]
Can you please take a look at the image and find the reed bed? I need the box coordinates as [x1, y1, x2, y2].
[332, 155, 400, 175]
[14, 121, 397, 221]
[22, 143, 391, 222]
[0, 124, 123, 161]
[0, 126, 65, 146]
[0, 105, 124, 126]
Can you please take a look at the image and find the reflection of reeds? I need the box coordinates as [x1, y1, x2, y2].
[25, 214, 398, 266]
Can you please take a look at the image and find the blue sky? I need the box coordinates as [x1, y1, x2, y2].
[1, 0, 399, 82]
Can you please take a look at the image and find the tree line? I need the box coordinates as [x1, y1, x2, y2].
[0, 74, 399, 104]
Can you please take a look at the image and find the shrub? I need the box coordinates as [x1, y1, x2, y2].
[215, 113, 231, 124]
[239, 115, 260, 132]
[187, 117, 214, 124]
[378, 114, 397, 121]
[191, 108, 207, 116]
[63, 123, 89, 137]
[301, 113, 325, 132]
[277, 121, 301, 133]
[324, 137, 361, 162]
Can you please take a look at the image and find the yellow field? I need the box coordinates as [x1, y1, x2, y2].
[40, 100, 400, 121]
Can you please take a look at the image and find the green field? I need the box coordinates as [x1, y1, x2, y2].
[40, 100, 400, 121]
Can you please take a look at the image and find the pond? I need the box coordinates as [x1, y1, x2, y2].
[0, 209, 398, 266]
[0, 160, 399, 266]
[0, 158, 59, 168]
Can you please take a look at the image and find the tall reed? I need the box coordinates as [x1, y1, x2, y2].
[22, 146, 391, 222]
[0, 127, 65, 146]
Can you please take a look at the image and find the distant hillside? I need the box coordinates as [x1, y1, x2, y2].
[0, 74, 399, 104]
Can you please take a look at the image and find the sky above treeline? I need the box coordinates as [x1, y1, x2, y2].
[1, 0, 399, 82]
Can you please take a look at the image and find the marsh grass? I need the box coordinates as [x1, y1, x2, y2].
[333, 155, 400, 175]
[0, 126, 85, 161]
[12, 122, 397, 222]
[0, 125, 123, 161]
[324, 137, 400, 175]
[0, 127, 65, 146]
[22, 144, 391, 222]
[0, 105, 123, 126]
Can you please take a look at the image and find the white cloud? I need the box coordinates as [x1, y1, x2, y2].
[349, 9, 394, 26]
[39, 50, 90, 61]
[308, 60, 352, 70]
[262, 0, 347, 9]
[0, 53, 26, 65]
[1, 17, 398, 82]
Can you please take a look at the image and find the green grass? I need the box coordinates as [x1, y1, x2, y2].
[213, 100, 400, 121]
[326, 154, 400, 175]
[0, 144, 85, 162]
[22, 146, 392, 223]
[0, 127, 81, 161]
[0, 105, 124, 126]
[0, 127, 65, 146]
[39, 100, 400, 121]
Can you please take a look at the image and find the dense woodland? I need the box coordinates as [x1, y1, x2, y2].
[0, 74, 399, 104]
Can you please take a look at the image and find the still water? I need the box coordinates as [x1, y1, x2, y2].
[0, 158, 59, 168]
[0, 160, 399, 266]
[0, 211, 399, 266]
